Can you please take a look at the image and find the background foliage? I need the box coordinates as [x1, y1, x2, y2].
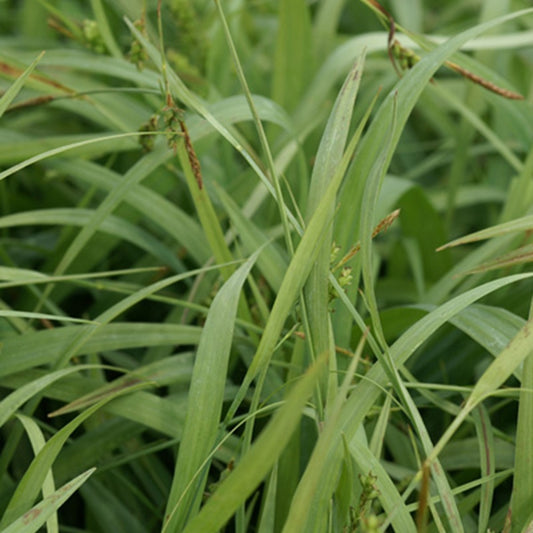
[1, 1, 533, 532]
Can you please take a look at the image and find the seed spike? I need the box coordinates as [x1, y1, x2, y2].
[365, 0, 525, 101]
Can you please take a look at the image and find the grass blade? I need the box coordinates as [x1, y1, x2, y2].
[272, 0, 313, 112]
[163, 251, 260, 532]
[0, 323, 201, 377]
[0, 311, 94, 324]
[0, 132, 146, 183]
[285, 273, 533, 532]
[0, 382, 151, 528]
[335, 7, 533, 255]
[427, 313, 533, 469]
[510, 306, 533, 531]
[224, 71, 371, 423]
[349, 433, 418, 533]
[304, 54, 365, 397]
[0, 52, 45, 118]
[123, 16, 303, 233]
[472, 406, 495, 533]
[437, 213, 533, 251]
[16, 415, 58, 533]
[0, 207, 183, 272]
[90, 0, 122, 58]
[0, 469, 95, 533]
[0, 365, 103, 428]
[180, 353, 328, 533]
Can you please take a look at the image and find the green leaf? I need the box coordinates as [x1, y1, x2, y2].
[304, 54, 365, 382]
[90, 0, 122, 58]
[52, 159, 210, 265]
[472, 406, 495, 533]
[124, 16, 302, 233]
[215, 183, 287, 292]
[398, 187, 453, 283]
[0, 52, 45, 118]
[510, 349, 533, 532]
[52, 263, 234, 370]
[334, 7, 533, 259]
[47, 354, 194, 417]
[176, 137, 234, 279]
[0, 369, 190, 440]
[0, 382, 151, 528]
[16, 415, 58, 533]
[0, 469, 95, 533]
[224, 60, 370, 423]
[0, 132, 144, 183]
[437, 213, 533, 251]
[0, 365, 103, 428]
[285, 273, 533, 532]
[179, 353, 328, 533]
[272, 0, 313, 112]
[0, 323, 202, 378]
[257, 465, 278, 533]
[426, 312, 533, 474]
[0, 310, 94, 324]
[0, 207, 183, 272]
[348, 431, 417, 533]
[163, 251, 260, 531]
[79, 478, 147, 533]
[313, 0, 347, 60]
[467, 316, 533, 407]
[463, 243, 533, 275]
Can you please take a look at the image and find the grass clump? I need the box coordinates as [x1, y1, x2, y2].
[1, 1, 533, 532]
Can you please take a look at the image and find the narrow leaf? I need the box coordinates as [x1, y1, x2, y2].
[0, 469, 95, 533]
[437, 213, 533, 251]
[510, 341, 533, 530]
[304, 54, 365, 377]
[0, 365, 103, 428]
[16, 415, 58, 533]
[180, 353, 328, 533]
[0, 52, 45, 117]
[163, 251, 260, 531]
[0, 382, 151, 528]
[285, 273, 533, 532]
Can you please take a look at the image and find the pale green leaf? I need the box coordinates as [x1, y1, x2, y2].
[0, 382, 151, 528]
[179, 353, 327, 533]
[0, 469, 95, 533]
[16, 415, 58, 533]
[163, 251, 260, 531]
[438, 213, 533, 251]
[0, 365, 103, 428]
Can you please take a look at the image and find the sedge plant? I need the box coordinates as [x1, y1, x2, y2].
[0, 1, 533, 532]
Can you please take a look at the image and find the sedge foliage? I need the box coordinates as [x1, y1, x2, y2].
[1, 1, 533, 532]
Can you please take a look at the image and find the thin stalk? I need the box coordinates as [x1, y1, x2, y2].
[213, 0, 295, 257]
